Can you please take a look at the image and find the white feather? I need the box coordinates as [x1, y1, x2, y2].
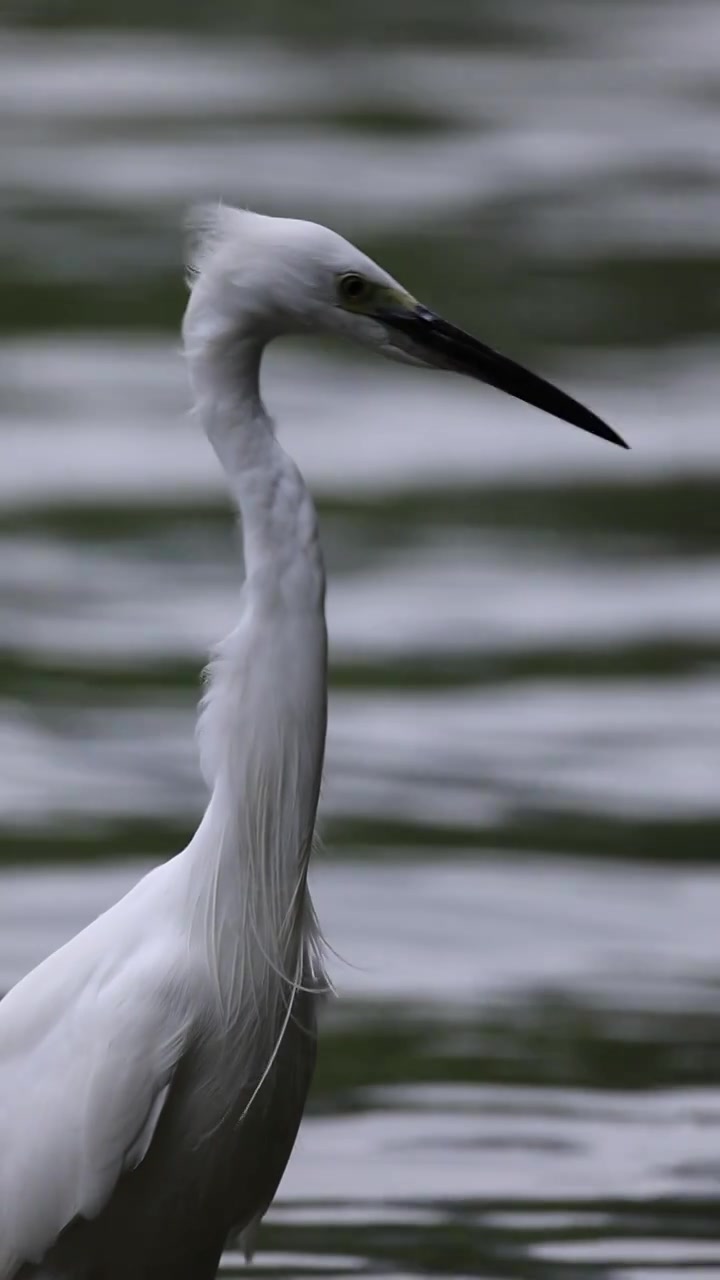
[185, 202, 251, 283]
[0, 207, 418, 1279]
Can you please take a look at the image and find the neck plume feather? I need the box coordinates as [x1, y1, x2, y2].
[183, 298, 329, 1095]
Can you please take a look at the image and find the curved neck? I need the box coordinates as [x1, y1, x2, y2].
[181, 296, 329, 1034]
[186, 328, 324, 597]
[183, 312, 327, 789]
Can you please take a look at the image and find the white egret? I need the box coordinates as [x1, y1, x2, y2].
[0, 207, 626, 1280]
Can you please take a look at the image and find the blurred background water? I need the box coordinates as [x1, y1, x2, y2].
[2, 0, 720, 1275]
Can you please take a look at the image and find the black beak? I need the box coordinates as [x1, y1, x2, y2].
[379, 305, 628, 449]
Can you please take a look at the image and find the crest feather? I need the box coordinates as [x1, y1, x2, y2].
[185, 203, 253, 283]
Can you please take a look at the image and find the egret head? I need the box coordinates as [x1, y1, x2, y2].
[184, 205, 626, 448]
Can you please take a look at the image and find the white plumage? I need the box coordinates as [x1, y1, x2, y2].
[0, 206, 623, 1280]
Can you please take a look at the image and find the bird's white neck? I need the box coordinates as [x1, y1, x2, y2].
[187, 333, 292, 571]
[182, 312, 328, 1019]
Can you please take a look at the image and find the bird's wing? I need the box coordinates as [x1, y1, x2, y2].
[0, 926, 192, 1277]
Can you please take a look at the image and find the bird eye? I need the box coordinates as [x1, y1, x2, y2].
[338, 273, 372, 306]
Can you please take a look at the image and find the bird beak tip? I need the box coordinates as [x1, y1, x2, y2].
[379, 302, 630, 452]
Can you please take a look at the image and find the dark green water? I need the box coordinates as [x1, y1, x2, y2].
[2, 0, 720, 1275]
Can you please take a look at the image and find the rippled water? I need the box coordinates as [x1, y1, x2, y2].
[2, 1, 720, 1275]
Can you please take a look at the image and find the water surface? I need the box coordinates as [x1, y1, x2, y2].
[2, 1, 720, 1275]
